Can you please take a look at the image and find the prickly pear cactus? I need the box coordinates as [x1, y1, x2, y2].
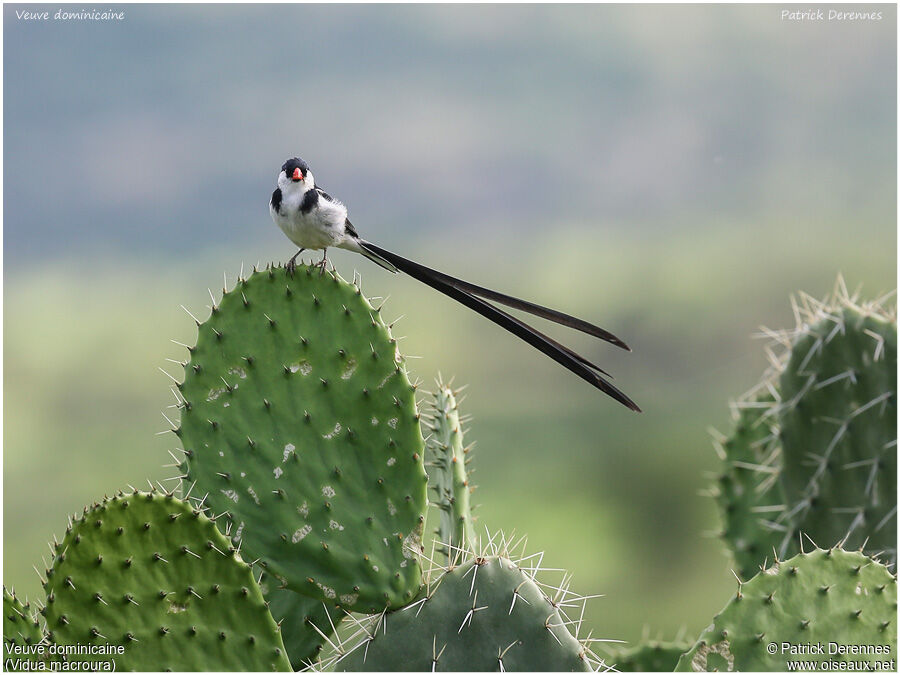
[4, 588, 49, 671]
[42, 491, 290, 671]
[713, 282, 897, 574]
[676, 548, 897, 671]
[4, 587, 42, 647]
[609, 639, 691, 672]
[329, 539, 604, 671]
[260, 576, 342, 669]
[176, 265, 427, 612]
[776, 298, 896, 562]
[425, 380, 476, 562]
[712, 392, 785, 580]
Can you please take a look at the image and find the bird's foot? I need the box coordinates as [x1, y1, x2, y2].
[317, 252, 329, 275]
[286, 248, 305, 276]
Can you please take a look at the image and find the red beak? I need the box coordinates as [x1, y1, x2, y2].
[292, 168, 303, 181]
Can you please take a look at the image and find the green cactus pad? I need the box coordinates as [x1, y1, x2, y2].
[777, 305, 896, 562]
[609, 640, 691, 672]
[42, 491, 290, 671]
[177, 265, 427, 612]
[713, 393, 786, 580]
[4, 587, 49, 671]
[676, 548, 897, 672]
[4, 587, 43, 647]
[332, 555, 598, 671]
[261, 576, 342, 669]
[714, 284, 897, 574]
[425, 382, 475, 562]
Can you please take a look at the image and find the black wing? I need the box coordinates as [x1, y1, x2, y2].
[315, 186, 335, 202]
[270, 188, 283, 214]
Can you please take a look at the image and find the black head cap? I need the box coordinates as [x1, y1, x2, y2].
[281, 157, 310, 175]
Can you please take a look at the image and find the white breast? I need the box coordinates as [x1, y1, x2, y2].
[272, 187, 349, 251]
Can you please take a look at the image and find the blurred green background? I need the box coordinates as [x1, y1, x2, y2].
[4, 4, 896, 652]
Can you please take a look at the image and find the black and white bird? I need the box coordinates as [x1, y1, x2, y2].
[270, 157, 640, 412]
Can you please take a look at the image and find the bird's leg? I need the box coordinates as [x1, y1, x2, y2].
[317, 248, 329, 275]
[286, 248, 305, 276]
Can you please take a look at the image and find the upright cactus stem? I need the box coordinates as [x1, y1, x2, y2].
[776, 298, 896, 562]
[426, 381, 475, 562]
[712, 392, 785, 580]
[712, 280, 897, 574]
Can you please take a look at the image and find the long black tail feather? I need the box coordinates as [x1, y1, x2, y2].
[360, 240, 628, 350]
[356, 240, 641, 412]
